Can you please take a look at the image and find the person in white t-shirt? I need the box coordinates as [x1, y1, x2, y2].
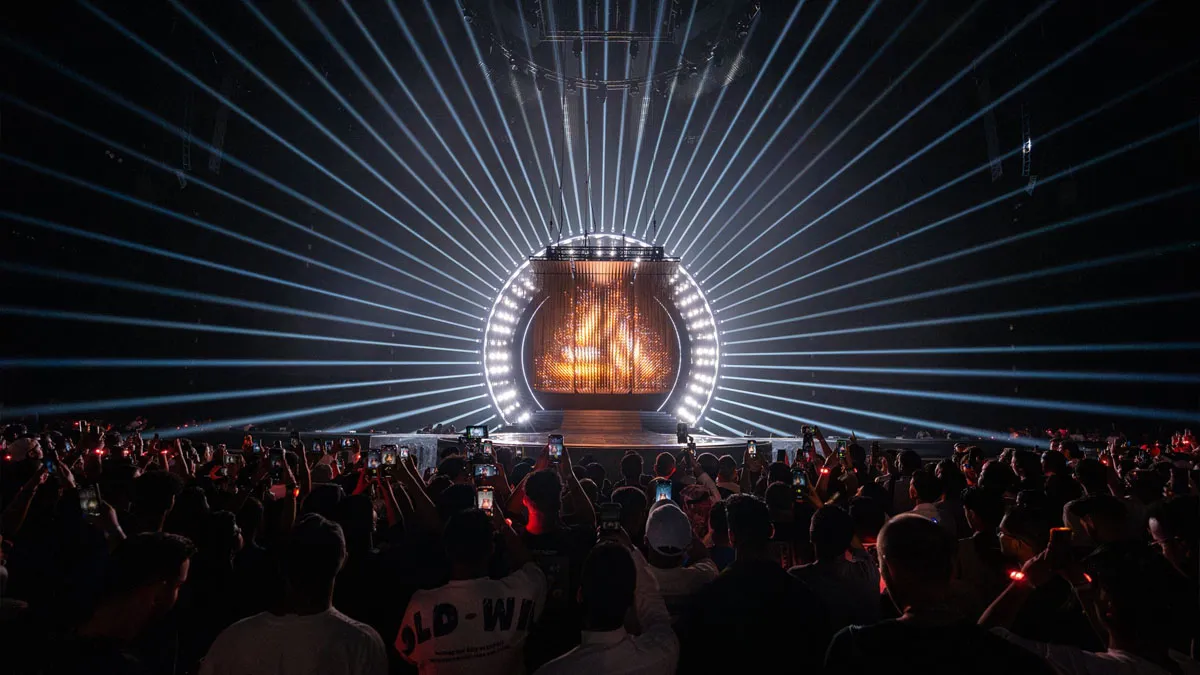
[983, 543, 1200, 675]
[397, 506, 546, 674]
[200, 514, 387, 675]
[534, 535, 678, 675]
[643, 501, 717, 618]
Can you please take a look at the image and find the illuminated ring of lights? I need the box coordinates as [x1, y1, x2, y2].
[482, 233, 719, 427]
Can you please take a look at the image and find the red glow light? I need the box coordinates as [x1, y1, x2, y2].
[1009, 570, 1026, 582]
[820, 467, 831, 475]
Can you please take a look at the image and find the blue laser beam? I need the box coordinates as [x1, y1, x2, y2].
[714, 393, 1039, 446]
[0, 359, 486, 369]
[721, 229, 1198, 333]
[438, 405, 497, 428]
[250, 0, 514, 273]
[723, 343, 1200, 358]
[0, 38, 492, 308]
[706, 408, 792, 437]
[721, 379, 1200, 425]
[716, 122, 1197, 313]
[705, 0, 1151, 290]
[126, 0, 499, 296]
[0, 262, 480, 346]
[0, 146, 482, 321]
[599, 0, 612, 231]
[0, 306, 487, 353]
[330, 394, 492, 433]
[157, 390, 490, 439]
[423, 0, 544, 252]
[724, 292, 1200, 346]
[4, 376, 482, 418]
[607, 0, 648, 231]
[0, 210, 481, 332]
[721, 365, 1200, 385]
[662, 0, 855, 250]
[669, 0, 883, 253]
[624, 0, 696, 235]
[542, 0, 587, 234]
[385, 0, 535, 253]
[574, 0, 596, 233]
[708, 404, 864, 439]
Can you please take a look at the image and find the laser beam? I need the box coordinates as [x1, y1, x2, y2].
[721, 365, 1200, 385]
[722, 343, 1200, 358]
[330, 393, 492, 433]
[0, 359, 487, 369]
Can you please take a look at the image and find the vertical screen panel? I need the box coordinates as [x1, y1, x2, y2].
[532, 260, 678, 394]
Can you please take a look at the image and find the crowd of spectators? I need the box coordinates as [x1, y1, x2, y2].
[1, 420, 1197, 674]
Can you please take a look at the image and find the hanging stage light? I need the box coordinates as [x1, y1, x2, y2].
[629, 81, 641, 97]
[573, 38, 583, 59]
[630, 41, 640, 58]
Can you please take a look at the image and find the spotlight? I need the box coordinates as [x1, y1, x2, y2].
[509, 54, 520, 72]
[630, 41, 639, 58]
[463, 7, 477, 24]
[629, 81, 641, 96]
[573, 38, 583, 59]
[566, 79, 577, 93]
[535, 74, 546, 91]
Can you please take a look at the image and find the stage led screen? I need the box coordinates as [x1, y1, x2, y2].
[531, 260, 678, 395]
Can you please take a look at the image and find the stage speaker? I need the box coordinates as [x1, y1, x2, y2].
[676, 423, 688, 444]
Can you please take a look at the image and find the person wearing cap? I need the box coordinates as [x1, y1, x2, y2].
[643, 501, 717, 619]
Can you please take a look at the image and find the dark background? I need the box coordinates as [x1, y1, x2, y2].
[1, 0, 1197, 437]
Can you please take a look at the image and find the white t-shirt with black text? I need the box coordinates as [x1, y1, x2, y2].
[397, 562, 547, 674]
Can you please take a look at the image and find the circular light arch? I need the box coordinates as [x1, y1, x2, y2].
[482, 233, 719, 427]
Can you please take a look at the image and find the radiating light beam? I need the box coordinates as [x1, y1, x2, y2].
[4, 375, 481, 418]
[723, 292, 1200, 345]
[599, 0, 612, 231]
[607, 0, 648, 231]
[0, 306, 485, 353]
[722, 364, 1200, 385]
[706, 408, 793, 438]
[146, 0, 499, 295]
[331, 394, 491, 433]
[156, 390, 489, 439]
[690, 0, 981, 274]
[0, 209, 482, 332]
[670, 0, 883, 253]
[3, 32, 491, 307]
[716, 122, 1196, 311]
[723, 343, 1200, 358]
[705, 0, 1151, 289]
[663, 0, 854, 250]
[0, 262, 480, 346]
[624, 0, 695, 235]
[0, 144, 484, 318]
[0, 358, 486, 369]
[722, 379, 1200, 425]
[422, 0, 542, 253]
[439, 405, 496, 428]
[385, 0, 534, 254]
[722, 228, 1198, 332]
[714, 393, 1039, 447]
[576, 0, 596, 233]
[251, 0, 514, 273]
[709, 405, 862, 439]
[543, 0, 586, 234]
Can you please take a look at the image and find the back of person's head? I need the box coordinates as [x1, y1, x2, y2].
[717, 454, 738, 480]
[102, 532, 196, 609]
[620, 451, 643, 481]
[1000, 505, 1052, 556]
[578, 477, 599, 505]
[654, 452, 675, 478]
[877, 514, 956, 596]
[437, 456, 468, 482]
[645, 502, 692, 559]
[848, 496, 888, 544]
[1041, 450, 1068, 476]
[572, 465, 588, 482]
[697, 452, 719, 479]
[725, 494, 772, 550]
[301, 483, 346, 520]
[436, 483, 478, 522]
[1012, 449, 1041, 480]
[978, 459, 1017, 494]
[709, 499, 730, 541]
[1059, 440, 1080, 460]
[1086, 542, 1197, 644]
[935, 459, 967, 497]
[909, 470, 943, 504]
[766, 461, 791, 486]
[1128, 469, 1166, 505]
[443, 508, 494, 568]
[525, 469, 563, 516]
[1044, 473, 1084, 509]
[763, 481, 794, 514]
[847, 443, 866, 468]
[280, 514, 346, 598]
[961, 486, 1004, 532]
[584, 462, 607, 487]
[856, 481, 889, 505]
[810, 505, 854, 560]
[611, 486, 648, 531]
[1074, 457, 1108, 494]
[509, 461, 533, 486]
[1068, 494, 1128, 543]
[132, 470, 185, 515]
[898, 450, 922, 475]
[201, 510, 242, 560]
[580, 542, 637, 631]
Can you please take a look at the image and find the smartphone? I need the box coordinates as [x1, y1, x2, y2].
[269, 448, 284, 481]
[474, 463, 497, 479]
[836, 439, 848, 459]
[312, 439, 324, 454]
[746, 439, 757, 458]
[792, 467, 808, 490]
[548, 434, 564, 461]
[366, 449, 382, 475]
[466, 425, 488, 440]
[599, 502, 622, 531]
[687, 438, 696, 455]
[514, 447, 524, 460]
[341, 438, 353, 449]
[381, 445, 398, 466]
[655, 482, 672, 502]
[480, 439, 495, 458]
[1048, 527, 1072, 570]
[476, 486, 495, 514]
[43, 457, 56, 474]
[251, 441, 262, 454]
[79, 485, 102, 517]
[399, 445, 411, 460]
[334, 454, 346, 473]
